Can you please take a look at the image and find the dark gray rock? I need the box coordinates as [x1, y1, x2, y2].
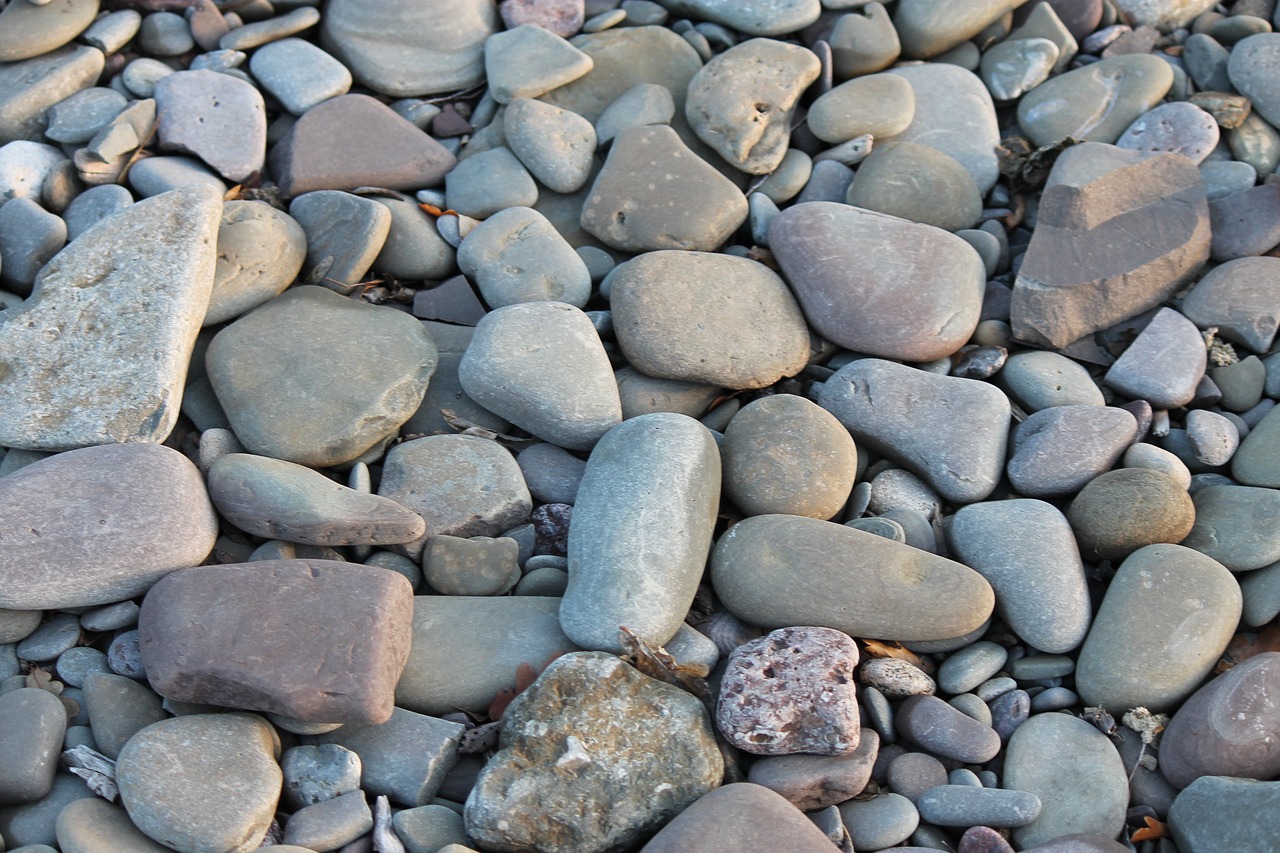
[1007, 405, 1137, 497]
[916, 785, 1042, 827]
[1182, 484, 1280, 571]
[895, 695, 1001, 763]
[1168, 776, 1280, 852]
[315, 707, 463, 806]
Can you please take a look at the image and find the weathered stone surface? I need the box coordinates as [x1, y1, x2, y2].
[606, 250, 810, 390]
[1017, 54, 1173, 148]
[205, 200, 306, 327]
[685, 38, 819, 174]
[895, 0, 1022, 58]
[1181, 256, 1280, 353]
[154, 70, 266, 183]
[1103, 307, 1208, 408]
[208, 454, 426, 546]
[465, 652, 722, 853]
[771, 202, 985, 363]
[561, 414, 720, 652]
[817, 358, 1010, 504]
[116, 714, 281, 853]
[712, 515, 994, 642]
[0, 443, 217, 610]
[206, 285, 438, 467]
[1168, 776, 1280, 853]
[456, 206, 591, 309]
[746, 730, 879, 810]
[0, 45, 105, 145]
[717, 626, 860, 756]
[638, 783, 839, 853]
[1068, 468, 1197, 562]
[0, 184, 220, 450]
[0, 688, 65, 805]
[1006, 405, 1138, 497]
[315, 708, 463, 806]
[1181, 485, 1280, 571]
[140, 561, 414, 724]
[1011, 146, 1211, 349]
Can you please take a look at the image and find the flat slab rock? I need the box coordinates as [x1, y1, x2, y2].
[139, 560, 415, 725]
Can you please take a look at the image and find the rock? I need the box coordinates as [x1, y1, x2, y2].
[1233, 403, 1280, 486]
[1181, 484, 1280, 571]
[465, 652, 722, 853]
[456, 206, 590, 309]
[503, 98, 597, 193]
[206, 285, 438, 467]
[1011, 146, 1210, 349]
[517, 442, 586, 504]
[154, 70, 265, 183]
[82, 672, 166, 760]
[458, 301, 621, 450]
[1075, 544, 1241, 713]
[371, 197, 456, 282]
[861, 658, 936, 699]
[746, 730, 879, 810]
[55, 797, 172, 853]
[1186, 409, 1240, 466]
[1067, 468, 1196, 562]
[1001, 350, 1105, 411]
[1117, 102, 1220, 164]
[116, 714, 282, 853]
[290, 190, 392, 289]
[1006, 405, 1138, 497]
[499, 0, 584, 37]
[423, 535, 520, 595]
[895, 694, 1001, 763]
[657, 0, 819, 35]
[0, 688, 65, 805]
[485, 25, 594, 103]
[721, 394, 856, 519]
[1228, 33, 1280, 128]
[895, 0, 1021, 58]
[208, 454, 426, 546]
[280, 790, 372, 851]
[638, 783, 840, 853]
[0, 140, 65, 202]
[0, 185, 220, 449]
[248, 38, 352, 115]
[1103, 307, 1208, 408]
[561, 414, 720, 652]
[1003, 713, 1129, 849]
[807, 73, 914, 144]
[269, 94, 457, 198]
[685, 38, 819, 174]
[204, 200, 305, 327]
[847, 141, 983, 231]
[281, 744, 362, 809]
[838, 791, 920, 850]
[980, 37, 1059, 101]
[712, 515, 994, 642]
[917, 785, 1042, 827]
[886, 752, 948, 803]
[1208, 183, 1280, 262]
[0, 443, 216, 610]
[393, 804, 467, 852]
[445, 147, 539, 220]
[0, 196, 66, 293]
[595, 82, 676, 145]
[771, 203, 985, 362]
[1181, 257, 1280, 353]
[0, 0, 98, 63]
[140, 561, 413, 724]
[829, 2, 901, 76]
[0, 45, 105, 145]
[1168, 776, 1280, 853]
[314, 708, 463, 806]
[817, 358, 1010, 504]
[717, 626, 861, 755]
[321, 0, 496, 96]
[1016, 55, 1173, 147]
[606, 250, 810, 390]
[580, 125, 747, 252]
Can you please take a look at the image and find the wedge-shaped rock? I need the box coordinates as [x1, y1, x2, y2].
[711, 515, 995, 642]
[1012, 148, 1211, 349]
[1181, 256, 1280, 353]
[770, 202, 985, 362]
[0, 184, 220, 450]
[139, 560, 414, 724]
[817, 358, 1010, 504]
[154, 70, 266, 183]
[0, 443, 217, 610]
[208, 453, 426, 546]
[1103, 307, 1207, 408]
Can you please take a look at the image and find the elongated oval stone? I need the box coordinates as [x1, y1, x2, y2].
[711, 515, 994, 642]
[561, 414, 721, 653]
[1017, 54, 1174, 148]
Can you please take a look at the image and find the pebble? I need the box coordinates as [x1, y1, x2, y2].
[917, 785, 1042, 827]
[1209, 183, 1280, 262]
[82, 672, 166, 760]
[981, 37, 1060, 101]
[457, 206, 590, 308]
[280, 790, 372, 850]
[249, 38, 352, 115]
[807, 73, 914, 144]
[44, 88, 127, 145]
[1000, 350, 1105, 411]
[1104, 307, 1208, 408]
[838, 791, 920, 849]
[1227, 112, 1280, 178]
[1067, 467, 1197, 562]
[1227, 33, 1280, 128]
[887, 752, 948, 802]
[1116, 101, 1220, 163]
[595, 82, 676, 145]
[1182, 257, 1280, 353]
[314, 707, 462, 807]
[1234, 401, 1280, 486]
[747, 729, 879, 809]
[424, 535, 521, 595]
[446, 146, 539, 219]
[895, 693, 1002, 763]
[54, 646, 109, 689]
[1168, 775, 1280, 852]
[153, 70, 265, 183]
[0, 0, 98, 63]
[0, 44, 104, 146]
[205, 199, 306, 326]
[1181, 484, 1280, 571]
[937, 641, 1010, 695]
[1018, 54, 1172, 147]
[219, 7, 321, 52]
[639, 783, 839, 853]
[829, 3, 900, 76]
[291, 190, 392, 288]
[107, 629, 145, 680]
[56, 179, 131, 241]
[0, 197, 65, 292]
[505, 99, 597, 194]
[0, 688, 65, 804]
[54, 797, 172, 853]
[485, 24, 593, 104]
[847, 141, 983, 232]
[861, 658, 937, 698]
[1007, 404, 1138, 497]
[658, 0, 819, 36]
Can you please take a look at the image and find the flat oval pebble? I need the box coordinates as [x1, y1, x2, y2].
[917, 785, 1042, 828]
[1067, 467, 1196, 562]
[1116, 101, 1220, 163]
[0, 0, 98, 63]
[1181, 256, 1280, 354]
[807, 73, 914, 143]
[848, 141, 982, 232]
[0, 687, 65, 805]
[746, 730, 879, 810]
[1227, 33, 1280, 128]
[895, 694, 1002, 763]
[485, 24, 593, 104]
[712, 515, 994, 643]
[1007, 405, 1138, 497]
[248, 38, 352, 116]
[55, 797, 172, 853]
[1181, 484, 1280, 571]
[204, 200, 306, 327]
[1017, 54, 1173, 147]
[504, 98, 597, 194]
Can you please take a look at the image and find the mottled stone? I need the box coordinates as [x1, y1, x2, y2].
[1068, 468, 1196, 562]
[315, 708, 463, 806]
[861, 658, 936, 698]
[205, 200, 306, 327]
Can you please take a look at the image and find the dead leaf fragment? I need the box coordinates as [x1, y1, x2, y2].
[1131, 816, 1168, 843]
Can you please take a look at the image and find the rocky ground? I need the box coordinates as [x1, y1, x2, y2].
[0, 0, 1279, 851]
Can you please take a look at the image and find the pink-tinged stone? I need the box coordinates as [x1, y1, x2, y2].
[500, 0, 584, 37]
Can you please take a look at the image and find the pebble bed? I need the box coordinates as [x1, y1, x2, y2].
[1, 0, 1280, 852]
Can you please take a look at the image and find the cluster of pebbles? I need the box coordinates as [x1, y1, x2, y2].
[4, 0, 1280, 851]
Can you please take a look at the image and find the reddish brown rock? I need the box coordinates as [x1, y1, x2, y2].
[139, 560, 414, 725]
[1011, 147, 1211, 349]
[717, 626, 860, 756]
[269, 94, 457, 198]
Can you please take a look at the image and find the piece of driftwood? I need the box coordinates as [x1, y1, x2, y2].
[62, 745, 118, 802]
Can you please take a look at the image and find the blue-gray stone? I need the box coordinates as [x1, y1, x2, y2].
[917, 785, 1042, 827]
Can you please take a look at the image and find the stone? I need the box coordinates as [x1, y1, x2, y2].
[55, 798, 172, 853]
[16, 612, 79, 662]
[0, 443, 217, 610]
[685, 38, 819, 174]
[607, 250, 810, 390]
[1182, 257, 1280, 353]
[861, 658, 936, 699]
[1103, 307, 1208, 408]
[0, 0, 98, 63]
[1234, 403, 1280, 486]
[712, 515, 994, 642]
[281, 744, 362, 808]
[595, 82, 676, 145]
[485, 25, 593, 103]
[1001, 350, 1105, 411]
[1003, 713, 1129, 849]
[917, 785, 1042, 827]
[504, 98, 597, 193]
[1006, 405, 1138, 497]
[818, 358, 1010, 504]
[1228, 33, 1280, 128]
[249, 38, 352, 115]
[1068, 468, 1196, 562]
[396, 596, 579, 716]
[981, 37, 1059, 101]
[500, 0, 584, 38]
[807, 73, 914, 144]
[445, 146, 539, 220]
[465, 652, 722, 853]
[269, 94, 457, 199]
[746, 730, 879, 810]
[456, 206, 591, 309]
[377, 434, 532, 561]
[895, 694, 1001, 763]
[561, 414, 720, 652]
[423, 535, 520, 596]
[140, 561, 413, 725]
[127, 156, 225, 197]
[61, 184, 132, 241]
[154, 70, 265, 183]
[1209, 183, 1280, 262]
[82, 672, 166, 760]
[1117, 102, 1221, 164]
[280, 790, 372, 851]
[321, 0, 496, 96]
[847, 141, 983, 231]
[886, 752, 948, 803]
[1017, 55, 1174, 148]
[0, 688, 65, 805]
[0, 196, 66, 293]
[638, 783, 839, 853]
[205, 200, 306, 327]
[580, 125, 747, 252]
[829, 3, 900, 77]
[371, 197, 456, 282]
[0, 45, 105, 145]
[458, 301, 621, 450]
[1186, 409, 1240, 466]
[517, 443, 586, 504]
[1075, 544, 1241, 713]
[717, 626, 860, 755]
[116, 714, 281, 853]
[315, 708, 463, 806]
[290, 190, 392, 289]
[0, 184, 220, 449]
[206, 285, 438, 467]
[1011, 146, 1211, 349]
[895, 0, 1022, 58]
[1181, 485, 1280, 571]
[1168, 776, 1280, 853]
[0, 140, 65, 203]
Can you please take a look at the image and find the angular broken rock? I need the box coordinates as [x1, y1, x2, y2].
[0, 184, 221, 450]
[1103, 307, 1208, 408]
[1181, 256, 1280, 354]
[139, 560, 414, 725]
[1011, 145, 1211, 349]
[464, 652, 722, 853]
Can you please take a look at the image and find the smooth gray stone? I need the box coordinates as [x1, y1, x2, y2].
[917, 785, 1041, 827]
[894, 0, 1020, 58]
[936, 641, 1009, 695]
[0, 197, 65, 293]
[0, 773, 95, 848]
[846, 141, 982, 232]
[61, 183, 132, 242]
[504, 98, 597, 193]
[1199, 160, 1257, 201]
[205, 200, 307, 327]
[614, 365, 722, 421]
[818, 358, 1009, 504]
[315, 708, 464, 806]
[0, 688, 65, 804]
[1241, 560, 1280, 626]
[119, 57, 173, 99]
[44, 87, 127, 145]
[1118, 101, 1220, 164]
[283, 744, 363, 809]
[189, 50, 246, 74]
[1168, 776, 1280, 853]
[1183, 257, 1280, 353]
[153, 70, 264, 182]
[1001, 350, 1105, 411]
[1228, 33, 1280, 127]
[895, 695, 1001, 763]
[1076, 544, 1241, 713]
[845, 516, 906, 542]
[280, 790, 372, 850]
[837, 792, 920, 851]
[127, 155, 227, 198]
[1182, 484, 1280, 571]
[249, 38, 352, 115]
[1208, 184, 1280, 262]
[1017, 54, 1173, 148]
[459, 301, 621, 450]
[829, 2, 900, 77]
[445, 146, 538, 220]
[561, 414, 720, 652]
[55, 646, 110, 689]
[516, 443, 586, 505]
[595, 82, 675, 145]
[370, 197, 456, 282]
[1006, 405, 1138, 497]
[0, 0, 97, 62]
[886, 752, 947, 803]
[657, 0, 819, 36]
[1184, 33, 1233, 90]
[794, 159, 853, 204]
[0, 45, 105, 146]
[55, 797, 172, 853]
[1103, 307, 1207, 408]
[1228, 112, 1280, 178]
[208, 453, 427, 546]
[137, 10, 192, 55]
[1186, 409, 1239, 466]
[748, 730, 880, 810]
[82, 673, 166, 761]
[393, 804, 467, 852]
[1233, 401, 1280, 486]
[401, 322, 511, 439]
[289, 190, 391, 289]
[423, 535, 520, 596]
[808, 73, 915, 144]
[485, 24, 593, 104]
[0, 609, 40, 644]
[1004, 713, 1129, 849]
[207, 285, 438, 467]
[1030, 686, 1079, 712]
[713, 515, 994, 643]
[515, 566, 570, 596]
[456, 206, 591, 309]
[981, 36, 1058, 101]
